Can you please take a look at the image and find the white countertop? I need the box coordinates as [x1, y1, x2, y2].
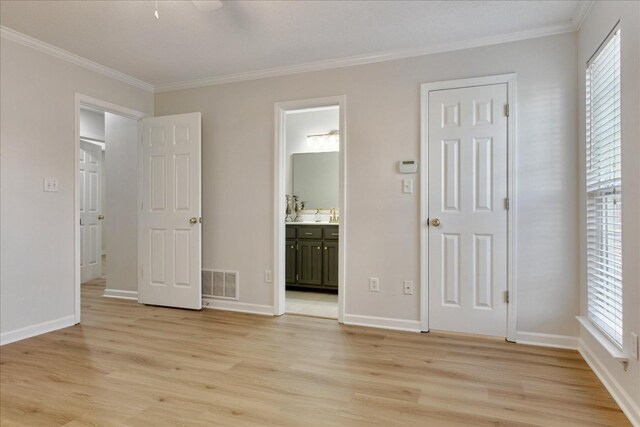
[286, 222, 339, 226]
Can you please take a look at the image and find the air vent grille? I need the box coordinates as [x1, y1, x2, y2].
[202, 269, 238, 300]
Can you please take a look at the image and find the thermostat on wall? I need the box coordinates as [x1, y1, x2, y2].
[399, 160, 418, 174]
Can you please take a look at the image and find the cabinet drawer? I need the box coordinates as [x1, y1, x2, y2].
[323, 227, 340, 240]
[286, 226, 297, 239]
[297, 227, 322, 239]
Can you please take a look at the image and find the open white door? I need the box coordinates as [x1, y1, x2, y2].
[79, 140, 103, 283]
[139, 113, 202, 309]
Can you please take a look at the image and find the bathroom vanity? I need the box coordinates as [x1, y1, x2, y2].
[286, 223, 338, 291]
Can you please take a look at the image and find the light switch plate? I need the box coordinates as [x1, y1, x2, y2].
[403, 179, 413, 194]
[264, 270, 272, 283]
[403, 280, 414, 295]
[44, 177, 58, 192]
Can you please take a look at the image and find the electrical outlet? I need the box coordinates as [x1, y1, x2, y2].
[403, 280, 414, 295]
[631, 333, 639, 360]
[264, 270, 272, 283]
[43, 177, 58, 192]
[369, 277, 379, 292]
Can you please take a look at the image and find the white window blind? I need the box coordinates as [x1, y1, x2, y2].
[586, 28, 622, 347]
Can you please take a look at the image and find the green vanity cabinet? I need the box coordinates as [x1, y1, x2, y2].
[285, 240, 297, 284]
[286, 224, 338, 291]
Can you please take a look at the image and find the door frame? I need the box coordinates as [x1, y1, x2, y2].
[74, 93, 147, 324]
[419, 74, 517, 341]
[273, 95, 347, 322]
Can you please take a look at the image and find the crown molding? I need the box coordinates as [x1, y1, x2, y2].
[573, 1, 595, 31]
[0, 26, 154, 93]
[154, 22, 576, 93]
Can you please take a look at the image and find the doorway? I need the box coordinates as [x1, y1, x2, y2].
[77, 102, 141, 318]
[274, 96, 347, 322]
[420, 75, 517, 340]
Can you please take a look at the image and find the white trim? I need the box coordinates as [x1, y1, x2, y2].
[154, 24, 574, 93]
[573, 1, 595, 31]
[343, 314, 421, 333]
[0, 315, 76, 346]
[202, 298, 273, 316]
[577, 316, 628, 363]
[579, 339, 640, 427]
[103, 289, 139, 301]
[1, 26, 153, 92]
[515, 331, 579, 350]
[419, 73, 517, 342]
[273, 96, 347, 323]
[75, 94, 148, 324]
[3, 21, 579, 95]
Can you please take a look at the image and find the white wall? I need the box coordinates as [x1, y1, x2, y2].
[0, 37, 153, 340]
[79, 109, 105, 142]
[104, 113, 139, 294]
[577, 1, 640, 423]
[285, 108, 339, 195]
[155, 32, 579, 338]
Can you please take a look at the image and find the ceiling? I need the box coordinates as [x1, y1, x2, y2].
[0, 1, 589, 91]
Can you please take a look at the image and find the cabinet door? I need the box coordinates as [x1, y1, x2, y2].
[286, 240, 297, 284]
[323, 241, 339, 288]
[297, 240, 323, 285]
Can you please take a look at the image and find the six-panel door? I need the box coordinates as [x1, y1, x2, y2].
[139, 113, 202, 310]
[427, 84, 508, 337]
[79, 141, 102, 283]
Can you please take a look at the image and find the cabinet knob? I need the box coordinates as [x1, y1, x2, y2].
[324, 246, 327, 250]
[317, 246, 321, 250]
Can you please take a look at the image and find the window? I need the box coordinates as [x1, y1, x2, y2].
[586, 27, 622, 347]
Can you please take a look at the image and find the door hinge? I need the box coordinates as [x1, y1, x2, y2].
[296, 243, 299, 250]
[504, 197, 510, 210]
[296, 274, 299, 281]
[505, 104, 510, 117]
[504, 290, 510, 304]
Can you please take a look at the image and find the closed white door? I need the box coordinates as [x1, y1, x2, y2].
[428, 84, 508, 337]
[79, 141, 103, 283]
[139, 113, 202, 309]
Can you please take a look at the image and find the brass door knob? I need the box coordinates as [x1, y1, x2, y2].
[431, 218, 441, 227]
[189, 217, 198, 224]
[98, 214, 104, 220]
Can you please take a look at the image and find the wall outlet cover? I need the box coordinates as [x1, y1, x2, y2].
[44, 177, 59, 192]
[369, 277, 379, 292]
[264, 270, 273, 283]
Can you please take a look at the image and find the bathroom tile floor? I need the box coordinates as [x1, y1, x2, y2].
[285, 290, 338, 319]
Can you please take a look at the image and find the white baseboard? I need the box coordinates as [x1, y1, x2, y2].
[0, 315, 76, 346]
[515, 331, 579, 349]
[579, 339, 640, 427]
[343, 313, 421, 333]
[103, 289, 138, 300]
[203, 298, 273, 316]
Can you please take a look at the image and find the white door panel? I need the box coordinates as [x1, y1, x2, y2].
[428, 84, 508, 337]
[139, 113, 202, 309]
[79, 141, 102, 283]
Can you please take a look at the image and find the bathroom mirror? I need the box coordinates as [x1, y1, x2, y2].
[292, 152, 339, 209]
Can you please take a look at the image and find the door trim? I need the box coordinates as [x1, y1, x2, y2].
[273, 96, 347, 322]
[419, 74, 517, 341]
[74, 93, 147, 324]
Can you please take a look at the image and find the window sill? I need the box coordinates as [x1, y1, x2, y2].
[577, 316, 628, 364]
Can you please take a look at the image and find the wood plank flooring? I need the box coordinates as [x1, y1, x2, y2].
[0, 282, 629, 426]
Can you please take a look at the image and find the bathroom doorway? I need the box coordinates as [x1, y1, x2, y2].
[273, 96, 346, 321]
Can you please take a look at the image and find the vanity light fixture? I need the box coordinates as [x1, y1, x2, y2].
[307, 130, 339, 149]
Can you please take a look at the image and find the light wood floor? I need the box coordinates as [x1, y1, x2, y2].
[0, 283, 629, 426]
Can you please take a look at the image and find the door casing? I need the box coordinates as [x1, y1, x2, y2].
[420, 74, 517, 341]
[74, 93, 147, 324]
[273, 96, 347, 322]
